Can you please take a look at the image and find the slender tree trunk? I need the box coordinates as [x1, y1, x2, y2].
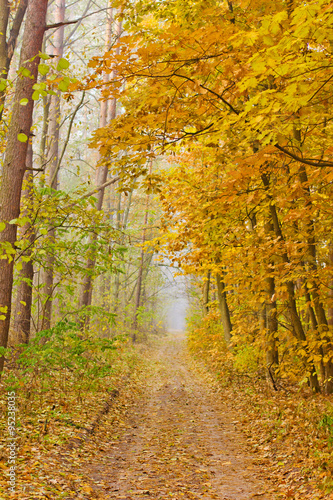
[133, 163, 152, 338]
[263, 221, 279, 374]
[13, 144, 34, 344]
[113, 189, 122, 310]
[265, 276, 279, 366]
[0, 0, 48, 373]
[329, 244, 333, 327]
[216, 273, 232, 344]
[203, 271, 211, 315]
[114, 184, 134, 312]
[303, 283, 326, 382]
[297, 162, 333, 393]
[0, 0, 28, 119]
[261, 172, 320, 392]
[40, 0, 65, 331]
[78, 9, 121, 327]
[0, 0, 9, 75]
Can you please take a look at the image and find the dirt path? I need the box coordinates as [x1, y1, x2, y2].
[80, 332, 276, 500]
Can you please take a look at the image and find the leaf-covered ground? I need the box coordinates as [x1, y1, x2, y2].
[78, 331, 275, 500]
[2, 331, 333, 499]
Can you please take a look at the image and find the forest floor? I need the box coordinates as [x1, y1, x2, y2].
[5, 331, 332, 499]
[70, 331, 277, 500]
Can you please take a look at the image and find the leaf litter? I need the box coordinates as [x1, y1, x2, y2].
[2, 331, 332, 499]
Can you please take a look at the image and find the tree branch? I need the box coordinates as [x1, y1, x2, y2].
[49, 91, 86, 188]
[274, 144, 333, 167]
[7, 0, 28, 63]
[45, 7, 109, 31]
[66, 176, 120, 210]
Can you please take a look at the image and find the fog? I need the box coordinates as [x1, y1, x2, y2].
[162, 269, 189, 332]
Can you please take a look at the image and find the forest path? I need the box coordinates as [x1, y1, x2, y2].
[81, 331, 275, 500]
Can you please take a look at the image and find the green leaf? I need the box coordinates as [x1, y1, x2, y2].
[20, 98, 29, 106]
[39, 52, 50, 60]
[38, 63, 49, 76]
[58, 79, 69, 92]
[33, 82, 46, 91]
[20, 67, 32, 78]
[57, 58, 70, 71]
[0, 222, 5, 232]
[17, 133, 28, 143]
[0, 79, 7, 92]
[32, 90, 40, 100]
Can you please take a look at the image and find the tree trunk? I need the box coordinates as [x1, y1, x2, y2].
[263, 221, 279, 374]
[303, 283, 326, 382]
[40, 0, 65, 331]
[329, 244, 333, 327]
[113, 189, 122, 311]
[0, 0, 9, 75]
[0, 0, 29, 119]
[265, 276, 279, 366]
[12, 144, 34, 344]
[203, 271, 211, 315]
[297, 162, 333, 393]
[261, 172, 320, 392]
[0, 0, 48, 373]
[216, 273, 232, 344]
[133, 162, 152, 338]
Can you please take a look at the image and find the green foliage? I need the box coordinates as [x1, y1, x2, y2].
[233, 344, 261, 374]
[4, 320, 120, 401]
[318, 413, 333, 447]
[56, 58, 70, 71]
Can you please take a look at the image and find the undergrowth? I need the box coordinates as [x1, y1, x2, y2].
[0, 320, 141, 498]
[187, 310, 333, 499]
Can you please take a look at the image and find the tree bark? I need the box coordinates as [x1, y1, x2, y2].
[12, 144, 34, 344]
[0, 0, 29, 119]
[216, 273, 232, 344]
[203, 271, 211, 315]
[0, 0, 48, 373]
[0, 0, 9, 75]
[133, 161, 152, 338]
[265, 275, 279, 367]
[329, 244, 333, 328]
[113, 189, 122, 311]
[296, 162, 333, 393]
[262, 221, 279, 373]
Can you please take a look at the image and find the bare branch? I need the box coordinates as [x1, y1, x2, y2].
[7, 0, 28, 63]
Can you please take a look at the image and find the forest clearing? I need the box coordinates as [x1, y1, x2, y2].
[1, 0, 333, 498]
